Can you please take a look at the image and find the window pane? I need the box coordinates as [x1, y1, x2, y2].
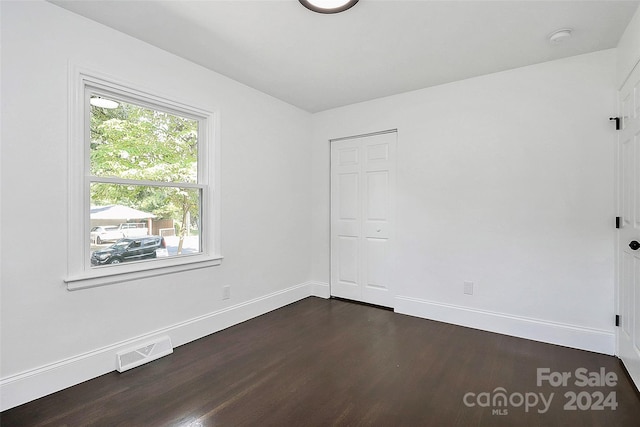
[90, 183, 201, 266]
[90, 95, 198, 183]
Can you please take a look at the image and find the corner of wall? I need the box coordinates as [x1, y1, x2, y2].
[616, 4, 640, 87]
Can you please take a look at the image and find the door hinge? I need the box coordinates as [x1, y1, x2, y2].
[615, 315, 620, 327]
[616, 216, 621, 229]
[609, 117, 620, 130]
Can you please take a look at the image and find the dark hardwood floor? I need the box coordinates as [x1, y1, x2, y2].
[2, 297, 639, 426]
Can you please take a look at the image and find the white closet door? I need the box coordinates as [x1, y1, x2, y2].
[331, 131, 396, 308]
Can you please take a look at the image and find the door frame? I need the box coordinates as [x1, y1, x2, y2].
[615, 58, 640, 390]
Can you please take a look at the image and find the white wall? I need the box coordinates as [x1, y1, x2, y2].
[616, 4, 640, 87]
[311, 49, 617, 353]
[0, 1, 315, 409]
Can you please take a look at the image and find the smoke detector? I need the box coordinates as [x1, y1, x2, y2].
[548, 29, 573, 45]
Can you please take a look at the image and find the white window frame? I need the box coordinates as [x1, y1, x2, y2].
[65, 66, 222, 290]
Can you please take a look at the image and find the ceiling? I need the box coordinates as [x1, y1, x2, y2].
[50, 0, 639, 113]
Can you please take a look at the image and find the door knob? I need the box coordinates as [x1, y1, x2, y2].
[630, 241, 640, 251]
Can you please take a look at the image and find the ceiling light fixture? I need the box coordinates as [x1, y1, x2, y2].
[299, 0, 359, 14]
[548, 28, 572, 45]
[90, 96, 119, 109]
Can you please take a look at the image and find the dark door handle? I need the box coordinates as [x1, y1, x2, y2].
[630, 241, 640, 251]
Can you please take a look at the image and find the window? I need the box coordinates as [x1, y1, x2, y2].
[66, 68, 221, 290]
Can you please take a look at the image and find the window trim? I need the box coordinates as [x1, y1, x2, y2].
[65, 66, 221, 290]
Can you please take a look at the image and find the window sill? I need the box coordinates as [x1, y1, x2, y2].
[65, 254, 223, 291]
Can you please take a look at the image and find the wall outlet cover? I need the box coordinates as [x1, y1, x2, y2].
[464, 281, 474, 295]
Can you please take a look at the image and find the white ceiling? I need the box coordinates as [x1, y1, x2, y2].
[50, 0, 639, 113]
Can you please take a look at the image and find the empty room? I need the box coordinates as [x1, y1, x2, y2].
[2, 0, 640, 425]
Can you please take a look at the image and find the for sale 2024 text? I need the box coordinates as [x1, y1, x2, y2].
[537, 367, 618, 412]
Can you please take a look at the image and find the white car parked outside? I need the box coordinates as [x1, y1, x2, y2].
[90, 226, 123, 244]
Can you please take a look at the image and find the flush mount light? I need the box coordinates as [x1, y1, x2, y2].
[90, 96, 119, 109]
[299, 0, 359, 14]
[548, 28, 573, 45]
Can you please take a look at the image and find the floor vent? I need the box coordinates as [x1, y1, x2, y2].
[116, 336, 173, 372]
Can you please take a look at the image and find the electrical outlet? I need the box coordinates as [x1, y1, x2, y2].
[222, 285, 231, 300]
[464, 281, 474, 295]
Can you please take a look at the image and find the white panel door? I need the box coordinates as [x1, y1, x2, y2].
[331, 131, 396, 307]
[618, 63, 640, 390]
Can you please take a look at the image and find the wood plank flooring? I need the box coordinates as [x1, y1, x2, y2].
[2, 297, 639, 426]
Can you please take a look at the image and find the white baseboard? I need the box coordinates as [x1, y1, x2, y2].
[0, 281, 319, 411]
[394, 295, 615, 355]
[3, 284, 612, 411]
[308, 281, 330, 298]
